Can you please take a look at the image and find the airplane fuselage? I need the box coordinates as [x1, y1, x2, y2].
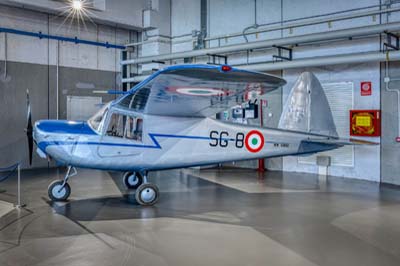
[33, 115, 339, 172]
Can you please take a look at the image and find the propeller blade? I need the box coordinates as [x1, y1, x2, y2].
[27, 133, 33, 165]
[26, 89, 33, 165]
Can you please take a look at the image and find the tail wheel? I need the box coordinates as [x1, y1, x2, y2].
[123, 172, 143, 189]
[48, 180, 71, 201]
[135, 183, 159, 206]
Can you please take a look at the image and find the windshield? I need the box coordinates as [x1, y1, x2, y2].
[88, 102, 110, 133]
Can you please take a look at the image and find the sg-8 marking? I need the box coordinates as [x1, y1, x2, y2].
[209, 131, 245, 148]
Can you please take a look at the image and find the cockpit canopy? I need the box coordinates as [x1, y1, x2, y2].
[88, 102, 143, 142]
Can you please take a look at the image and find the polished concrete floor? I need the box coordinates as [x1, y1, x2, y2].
[1, 167, 400, 266]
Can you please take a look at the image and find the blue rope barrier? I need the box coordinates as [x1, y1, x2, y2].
[0, 163, 19, 183]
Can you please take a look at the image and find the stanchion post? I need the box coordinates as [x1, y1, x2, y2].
[18, 164, 20, 207]
[15, 163, 25, 209]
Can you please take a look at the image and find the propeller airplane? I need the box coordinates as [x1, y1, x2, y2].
[26, 64, 375, 206]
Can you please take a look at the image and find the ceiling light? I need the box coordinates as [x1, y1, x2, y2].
[72, 0, 83, 10]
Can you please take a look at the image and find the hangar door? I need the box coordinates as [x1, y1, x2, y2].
[298, 82, 354, 166]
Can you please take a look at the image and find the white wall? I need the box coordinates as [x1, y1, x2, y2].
[141, 0, 172, 72]
[0, 0, 148, 30]
[281, 0, 400, 35]
[0, 5, 131, 72]
[171, 0, 200, 52]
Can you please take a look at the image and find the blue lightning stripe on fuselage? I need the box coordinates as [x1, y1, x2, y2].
[37, 133, 224, 151]
[148, 133, 212, 149]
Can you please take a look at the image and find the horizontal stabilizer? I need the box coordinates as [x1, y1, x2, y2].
[297, 137, 378, 156]
[306, 138, 379, 146]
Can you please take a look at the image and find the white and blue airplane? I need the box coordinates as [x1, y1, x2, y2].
[27, 64, 374, 206]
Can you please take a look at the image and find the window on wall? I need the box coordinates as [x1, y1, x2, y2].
[298, 82, 354, 167]
[106, 113, 143, 142]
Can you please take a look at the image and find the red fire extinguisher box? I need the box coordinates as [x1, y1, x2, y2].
[349, 110, 381, 137]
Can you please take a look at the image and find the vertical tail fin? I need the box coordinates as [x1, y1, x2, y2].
[278, 72, 338, 137]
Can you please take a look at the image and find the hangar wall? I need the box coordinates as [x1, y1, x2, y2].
[0, 5, 133, 168]
[164, 0, 400, 182]
[381, 61, 400, 185]
[0, 0, 149, 29]
[0, 5, 129, 70]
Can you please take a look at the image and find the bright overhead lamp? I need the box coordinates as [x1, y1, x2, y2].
[55, 0, 97, 33]
[72, 0, 83, 10]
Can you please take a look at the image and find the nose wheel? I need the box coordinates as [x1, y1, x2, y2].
[48, 180, 71, 201]
[48, 166, 76, 202]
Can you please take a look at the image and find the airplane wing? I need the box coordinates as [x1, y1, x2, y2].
[115, 64, 286, 117]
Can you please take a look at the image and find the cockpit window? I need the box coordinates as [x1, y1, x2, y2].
[125, 117, 143, 141]
[106, 112, 143, 142]
[118, 87, 150, 111]
[88, 103, 110, 133]
[106, 113, 125, 137]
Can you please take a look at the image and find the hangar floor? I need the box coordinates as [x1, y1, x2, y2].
[0, 167, 400, 266]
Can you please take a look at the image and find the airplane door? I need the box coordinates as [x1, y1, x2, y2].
[97, 112, 143, 157]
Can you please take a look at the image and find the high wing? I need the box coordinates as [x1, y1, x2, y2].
[115, 64, 286, 117]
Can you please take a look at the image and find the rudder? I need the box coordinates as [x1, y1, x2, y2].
[278, 72, 338, 137]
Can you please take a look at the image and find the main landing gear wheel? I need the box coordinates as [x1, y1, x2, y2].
[123, 171, 143, 189]
[48, 180, 71, 201]
[135, 183, 159, 206]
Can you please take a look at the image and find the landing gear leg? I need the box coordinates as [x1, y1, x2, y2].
[48, 166, 77, 201]
[135, 171, 159, 206]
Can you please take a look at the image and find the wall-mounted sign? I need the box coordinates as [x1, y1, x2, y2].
[350, 110, 381, 137]
[360, 81, 372, 96]
[261, 99, 268, 107]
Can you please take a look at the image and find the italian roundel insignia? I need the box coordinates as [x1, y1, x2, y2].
[167, 86, 231, 96]
[245, 130, 264, 153]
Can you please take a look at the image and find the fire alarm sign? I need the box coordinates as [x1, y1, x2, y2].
[360, 81, 372, 96]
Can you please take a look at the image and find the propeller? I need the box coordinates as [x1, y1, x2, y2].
[26, 89, 33, 165]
